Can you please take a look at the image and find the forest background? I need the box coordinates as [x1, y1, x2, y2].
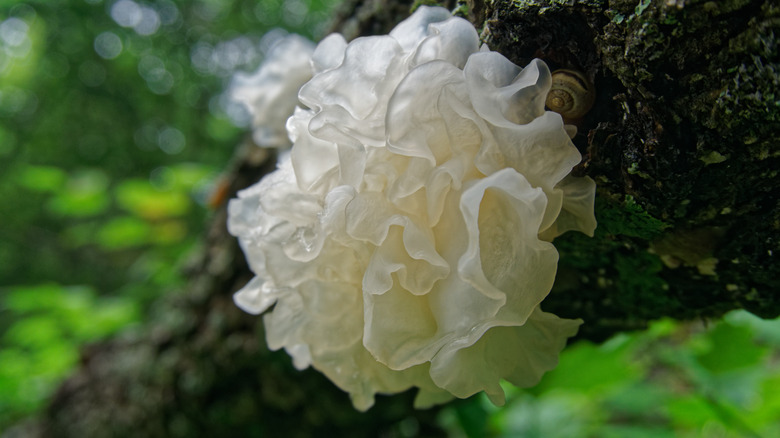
[1, 0, 779, 437]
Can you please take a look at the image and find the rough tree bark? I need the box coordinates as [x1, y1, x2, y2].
[6, 0, 778, 436]
[483, 0, 780, 341]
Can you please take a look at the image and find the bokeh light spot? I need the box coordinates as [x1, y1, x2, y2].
[94, 31, 123, 59]
[0, 17, 32, 60]
[158, 127, 185, 154]
[134, 6, 160, 36]
[110, 0, 142, 28]
[0, 18, 29, 47]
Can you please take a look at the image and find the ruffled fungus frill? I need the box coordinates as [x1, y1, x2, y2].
[228, 6, 596, 410]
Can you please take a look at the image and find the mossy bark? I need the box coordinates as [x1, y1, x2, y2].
[7, 0, 778, 436]
[475, 0, 778, 340]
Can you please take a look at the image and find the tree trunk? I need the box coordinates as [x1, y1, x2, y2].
[6, 0, 778, 436]
[479, 0, 779, 340]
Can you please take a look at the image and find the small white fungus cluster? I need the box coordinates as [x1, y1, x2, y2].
[230, 34, 315, 147]
[228, 6, 597, 410]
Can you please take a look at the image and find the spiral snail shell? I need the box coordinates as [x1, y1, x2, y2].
[545, 69, 595, 121]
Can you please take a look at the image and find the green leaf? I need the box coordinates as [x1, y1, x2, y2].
[2, 316, 62, 348]
[496, 393, 597, 438]
[115, 179, 190, 219]
[167, 163, 216, 191]
[667, 396, 719, 428]
[749, 374, 780, 427]
[725, 310, 780, 347]
[535, 336, 642, 394]
[46, 189, 110, 217]
[32, 342, 79, 378]
[604, 382, 672, 416]
[0, 348, 33, 382]
[46, 170, 111, 217]
[600, 425, 676, 438]
[696, 322, 768, 373]
[205, 115, 243, 141]
[15, 165, 67, 193]
[96, 216, 152, 250]
[3, 284, 66, 312]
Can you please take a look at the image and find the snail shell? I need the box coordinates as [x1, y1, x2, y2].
[545, 69, 595, 121]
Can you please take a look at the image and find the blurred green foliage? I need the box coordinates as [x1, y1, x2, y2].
[0, 284, 139, 424]
[0, 0, 339, 429]
[439, 310, 780, 438]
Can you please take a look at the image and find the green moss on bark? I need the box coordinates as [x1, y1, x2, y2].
[483, 0, 780, 336]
